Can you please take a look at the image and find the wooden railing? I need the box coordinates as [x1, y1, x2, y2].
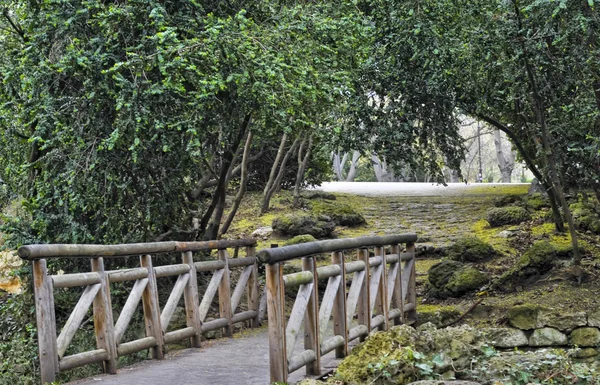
[257, 234, 418, 383]
[18, 239, 260, 385]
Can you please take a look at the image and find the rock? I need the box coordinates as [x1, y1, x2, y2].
[497, 229, 523, 238]
[302, 191, 336, 200]
[570, 327, 600, 347]
[494, 195, 523, 207]
[408, 380, 481, 385]
[486, 206, 531, 227]
[309, 200, 366, 227]
[525, 193, 550, 210]
[251, 226, 273, 240]
[529, 327, 567, 346]
[272, 214, 335, 238]
[588, 309, 600, 327]
[428, 261, 488, 298]
[571, 348, 598, 358]
[446, 237, 495, 262]
[0, 251, 22, 294]
[416, 306, 461, 328]
[508, 304, 543, 330]
[528, 178, 547, 195]
[537, 310, 586, 331]
[518, 241, 556, 270]
[570, 202, 600, 234]
[481, 328, 528, 348]
[283, 234, 317, 246]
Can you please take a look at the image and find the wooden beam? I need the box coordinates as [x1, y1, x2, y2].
[160, 273, 190, 333]
[198, 268, 224, 322]
[266, 263, 287, 383]
[246, 246, 260, 328]
[140, 255, 164, 360]
[114, 278, 148, 344]
[356, 248, 370, 341]
[182, 251, 202, 348]
[331, 251, 348, 358]
[91, 257, 117, 374]
[302, 256, 320, 376]
[32, 259, 58, 384]
[218, 249, 233, 337]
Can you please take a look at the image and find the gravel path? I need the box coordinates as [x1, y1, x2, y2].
[318, 181, 528, 196]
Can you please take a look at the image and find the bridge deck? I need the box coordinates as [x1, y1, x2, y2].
[68, 327, 342, 385]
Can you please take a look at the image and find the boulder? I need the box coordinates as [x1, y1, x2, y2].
[528, 178, 546, 195]
[529, 327, 567, 346]
[251, 226, 272, 240]
[283, 234, 317, 246]
[272, 214, 335, 238]
[508, 304, 543, 330]
[302, 191, 336, 200]
[309, 200, 365, 227]
[517, 241, 556, 270]
[588, 309, 600, 327]
[481, 328, 528, 348]
[537, 310, 587, 332]
[571, 348, 599, 358]
[486, 206, 531, 227]
[570, 327, 600, 347]
[446, 237, 495, 262]
[428, 261, 488, 298]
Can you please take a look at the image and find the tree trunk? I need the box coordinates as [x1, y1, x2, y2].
[260, 136, 300, 214]
[513, 0, 580, 263]
[494, 130, 515, 183]
[219, 130, 254, 237]
[293, 135, 313, 208]
[345, 150, 361, 181]
[332, 152, 348, 181]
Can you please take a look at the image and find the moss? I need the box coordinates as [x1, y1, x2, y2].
[309, 200, 366, 227]
[570, 328, 600, 347]
[416, 304, 461, 327]
[272, 214, 335, 238]
[428, 260, 464, 288]
[494, 195, 523, 207]
[525, 193, 550, 210]
[283, 234, 317, 246]
[518, 241, 556, 269]
[486, 206, 531, 227]
[508, 304, 543, 330]
[445, 267, 488, 296]
[447, 237, 495, 262]
[570, 202, 600, 234]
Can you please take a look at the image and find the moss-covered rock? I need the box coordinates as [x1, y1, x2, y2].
[481, 328, 528, 348]
[570, 202, 600, 234]
[529, 327, 567, 346]
[537, 310, 586, 332]
[508, 304, 543, 330]
[447, 237, 495, 262]
[525, 193, 550, 210]
[271, 214, 335, 238]
[309, 200, 366, 227]
[416, 305, 461, 327]
[283, 234, 317, 246]
[572, 348, 599, 358]
[486, 206, 531, 227]
[570, 327, 600, 347]
[494, 195, 523, 207]
[518, 241, 556, 270]
[428, 261, 488, 298]
[302, 191, 336, 200]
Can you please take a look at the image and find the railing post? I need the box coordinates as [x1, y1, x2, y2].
[374, 246, 389, 331]
[390, 244, 404, 325]
[33, 259, 58, 384]
[182, 251, 202, 348]
[266, 262, 287, 383]
[332, 251, 348, 358]
[246, 245, 260, 328]
[140, 254, 164, 359]
[405, 242, 417, 323]
[302, 256, 320, 376]
[357, 248, 371, 340]
[90, 257, 117, 374]
[218, 249, 233, 337]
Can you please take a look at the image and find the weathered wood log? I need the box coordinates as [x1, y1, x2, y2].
[230, 265, 253, 313]
[163, 327, 197, 344]
[320, 335, 345, 356]
[114, 278, 148, 344]
[344, 260, 366, 274]
[283, 271, 314, 287]
[201, 317, 229, 332]
[331, 251, 348, 358]
[231, 310, 258, 324]
[246, 246, 260, 328]
[371, 314, 386, 329]
[356, 248, 371, 340]
[57, 283, 101, 359]
[348, 325, 368, 342]
[266, 263, 287, 382]
[374, 246, 389, 331]
[160, 273, 190, 333]
[52, 272, 101, 288]
[140, 255, 164, 360]
[218, 249, 233, 337]
[91, 257, 117, 374]
[389, 244, 403, 325]
[315, 264, 341, 280]
[257, 234, 417, 264]
[195, 260, 226, 272]
[288, 349, 317, 374]
[116, 336, 157, 356]
[345, 269, 365, 327]
[228, 257, 256, 268]
[182, 251, 202, 348]
[318, 275, 341, 341]
[405, 243, 417, 322]
[285, 282, 314, 360]
[19, 239, 257, 260]
[198, 268, 224, 322]
[108, 268, 148, 283]
[33, 259, 58, 384]
[59, 349, 108, 371]
[369, 255, 383, 267]
[154, 264, 189, 278]
[303, 257, 320, 376]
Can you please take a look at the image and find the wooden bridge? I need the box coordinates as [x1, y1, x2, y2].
[19, 234, 418, 384]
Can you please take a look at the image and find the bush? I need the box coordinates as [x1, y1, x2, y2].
[447, 237, 495, 262]
[486, 206, 531, 227]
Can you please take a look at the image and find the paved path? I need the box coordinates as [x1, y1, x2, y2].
[318, 181, 528, 196]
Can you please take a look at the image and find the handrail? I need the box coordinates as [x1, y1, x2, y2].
[257, 234, 417, 264]
[264, 233, 418, 383]
[22, 240, 260, 385]
[18, 239, 257, 260]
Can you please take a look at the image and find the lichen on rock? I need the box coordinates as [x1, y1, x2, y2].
[272, 214, 335, 238]
[570, 327, 600, 347]
[283, 234, 317, 246]
[428, 261, 488, 299]
[447, 237, 495, 263]
[309, 200, 366, 227]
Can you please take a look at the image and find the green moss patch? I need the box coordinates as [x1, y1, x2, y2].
[272, 214, 335, 238]
[486, 206, 531, 227]
[428, 260, 488, 298]
[283, 234, 317, 246]
[447, 237, 496, 262]
[309, 200, 366, 227]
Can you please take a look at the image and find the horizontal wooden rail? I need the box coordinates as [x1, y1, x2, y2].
[265, 234, 418, 383]
[23, 241, 259, 385]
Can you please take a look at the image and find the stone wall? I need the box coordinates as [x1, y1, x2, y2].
[483, 304, 600, 358]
